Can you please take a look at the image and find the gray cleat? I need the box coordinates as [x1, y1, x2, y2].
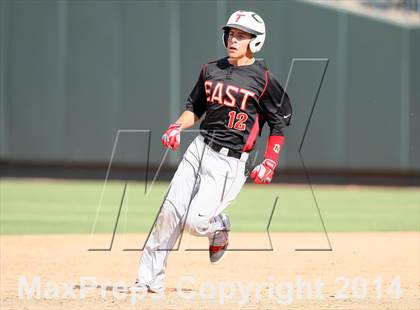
[209, 213, 230, 265]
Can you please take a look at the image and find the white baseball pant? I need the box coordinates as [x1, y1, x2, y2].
[136, 135, 248, 292]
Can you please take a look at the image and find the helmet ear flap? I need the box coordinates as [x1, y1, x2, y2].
[249, 38, 258, 53]
[249, 33, 265, 53]
[222, 28, 229, 48]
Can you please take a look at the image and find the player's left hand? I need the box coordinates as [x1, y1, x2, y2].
[250, 159, 276, 184]
[162, 123, 181, 151]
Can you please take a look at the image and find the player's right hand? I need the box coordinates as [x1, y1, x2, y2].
[162, 123, 181, 151]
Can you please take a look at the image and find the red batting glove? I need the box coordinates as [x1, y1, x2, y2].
[250, 135, 285, 184]
[161, 123, 181, 151]
[250, 158, 276, 184]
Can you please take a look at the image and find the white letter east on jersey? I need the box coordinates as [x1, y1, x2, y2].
[204, 81, 256, 111]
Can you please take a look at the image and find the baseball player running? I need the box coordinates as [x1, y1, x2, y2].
[132, 10, 292, 293]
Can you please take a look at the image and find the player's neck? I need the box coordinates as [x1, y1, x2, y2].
[228, 56, 255, 67]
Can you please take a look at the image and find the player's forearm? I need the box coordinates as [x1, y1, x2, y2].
[174, 110, 199, 130]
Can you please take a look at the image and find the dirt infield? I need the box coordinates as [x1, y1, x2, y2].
[1, 232, 419, 310]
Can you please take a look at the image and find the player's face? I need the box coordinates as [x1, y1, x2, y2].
[226, 28, 253, 59]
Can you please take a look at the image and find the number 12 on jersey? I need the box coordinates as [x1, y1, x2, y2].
[227, 111, 248, 131]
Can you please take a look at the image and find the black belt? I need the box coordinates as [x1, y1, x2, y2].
[203, 137, 243, 159]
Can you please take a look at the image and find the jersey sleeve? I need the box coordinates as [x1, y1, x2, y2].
[185, 65, 207, 118]
[259, 71, 292, 136]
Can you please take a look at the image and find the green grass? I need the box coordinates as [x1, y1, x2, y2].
[0, 178, 419, 234]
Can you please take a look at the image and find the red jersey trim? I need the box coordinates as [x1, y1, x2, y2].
[242, 114, 260, 152]
[257, 70, 269, 102]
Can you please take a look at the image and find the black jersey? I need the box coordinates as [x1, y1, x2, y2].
[186, 57, 292, 153]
